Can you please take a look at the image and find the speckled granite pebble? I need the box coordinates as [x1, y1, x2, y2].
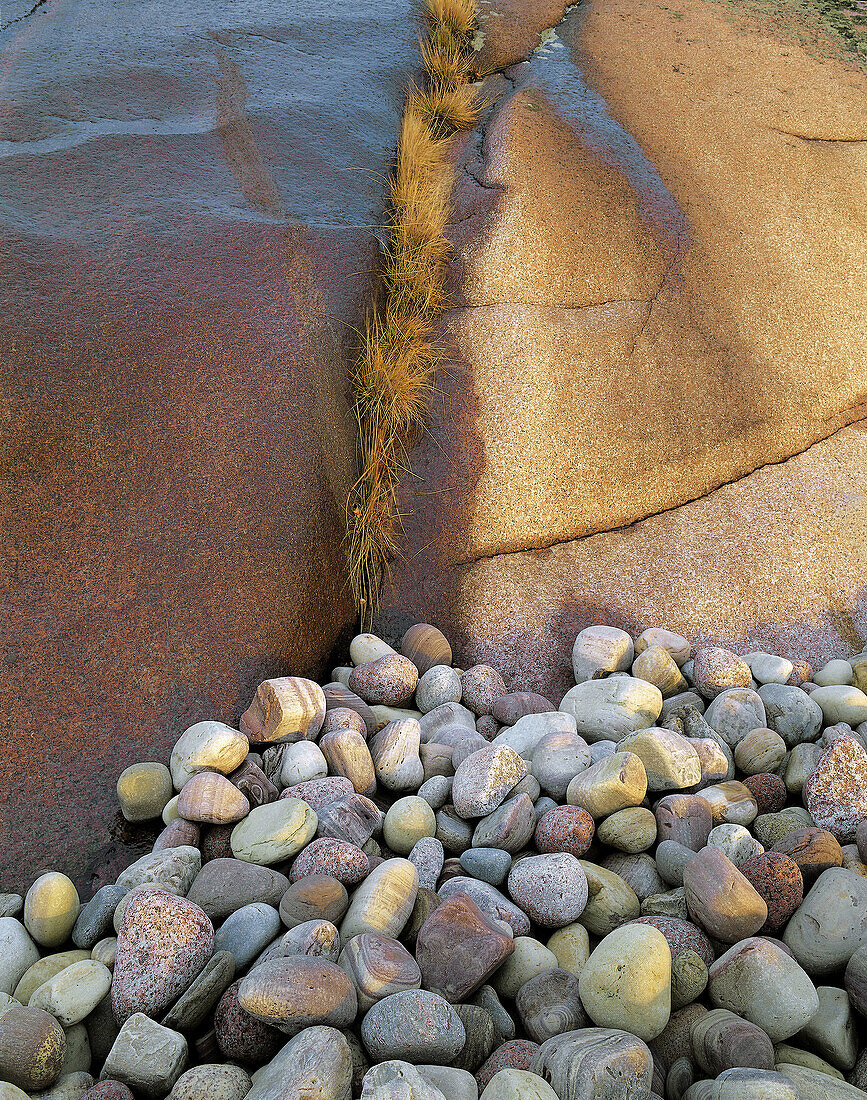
[804, 736, 867, 843]
[360, 989, 466, 1064]
[507, 854, 588, 928]
[289, 838, 370, 885]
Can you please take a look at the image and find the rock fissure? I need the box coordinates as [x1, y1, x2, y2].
[451, 408, 867, 570]
[0, 0, 49, 33]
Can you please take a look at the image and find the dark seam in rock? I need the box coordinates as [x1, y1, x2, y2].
[450, 410, 867, 568]
[439, 297, 650, 313]
[0, 0, 49, 33]
[767, 127, 867, 142]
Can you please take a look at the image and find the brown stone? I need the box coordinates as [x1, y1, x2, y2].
[400, 624, 453, 676]
[237, 956, 357, 1034]
[278, 874, 348, 929]
[683, 847, 767, 942]
[0, 1005, 66, 1092]
[239, 677, 326, 744]
[229, 760, 279, 809]
[415, 891, 515, 1003]
[773, 827, 844, 886]
[690, 1008, 775, 1077]
[655, 795, 713, 852]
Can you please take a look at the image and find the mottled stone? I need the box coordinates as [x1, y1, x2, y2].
[168, 1064, 250, 1100]
[416, 666, 463, 715]
[476, 1042, 539, 1093]
[596, 806, 657, 853]
[361, 990, 465, 1064]
[460, 666, 508, 718]
[415, 893, 514, 1003]
[350, 656, 419, 708]
[289, 838, 369, 886]
[693, 648, 752, 700]
[283, 776, 354, 812]
[451, 1005, 497, 1074]
[491, 693, 555, 726]
[739, 852, 803, 932]
[507, 855, 588, 929]
[240, 676, 326, 744]
[228, 759, 278, 810]
[0, 1005, 66, 1091]
[101, 1014, 187, 1097]
[742, 773, 787, 815]
[696, 781, 758, 827]
[804, 736, 867, 843]
[704, 689, 767, 748]
[757, 685, 824, 748]
[317, 793, 383, 847]
[212, 981, 282, 1066]
[534, 807, 595, 859]
[186, 859, 288, 923]
[773, 827, 843, 886]
[708, 938, 820, 1041]
[112, 889, 214, 1025]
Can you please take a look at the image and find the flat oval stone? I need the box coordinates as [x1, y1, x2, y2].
[340, 859, 419, 941]
[244, 1024, 351, 1100]
[240, 676, 326, 744]
[238, 956, 356, 1034]
[577, 862, 641, 937]
[177, 772, 249, 825]
[773, 827, 843, 886]
[507, 855, 588, 929]
[29, 960, 112, 1026]
[161, 950, 235, 1031]
[185, 859, 289, 922]
[24, 874, 81, 949]
[810, 685, 867, 727]
[566, 752, 647, 819]
[472, 794, 536, 854]
[338, 932, 421, 1013]
[401, 623, 453, 676]
[360, 1060, 446, 1099]
[279, 875, 348, 930]
[515, 968, 585, 1044]
[212, 903, 281, 970]
[115, 847, 201, 897]
[13, 951, 91, 1005]
[319, 729, 376, 797]
[111, 889, 214, 1025]
[230, 798, 317, 865]
[704, 689, 767, 747]
[415, 892, 514, 1003]
[460, 848, 512, 886]
[360, 989, 465, 1064]
[691, 1007, 775, 1075]
[563, 675, 665, 747]
[460, 666, 507, 717]
[452, 746, 528, 820]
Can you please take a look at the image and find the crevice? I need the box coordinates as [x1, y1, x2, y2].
[768, 126, 867, 142]
[440, 296, 650, 314]
[0, 0, 49, 33]
[451, 410, 867, 570]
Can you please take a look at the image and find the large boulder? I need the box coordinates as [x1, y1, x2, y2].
[381, 0, 866, 699]
[0, 0, 418, 890]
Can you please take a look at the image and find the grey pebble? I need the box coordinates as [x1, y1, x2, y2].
[72, 885, 128, 950]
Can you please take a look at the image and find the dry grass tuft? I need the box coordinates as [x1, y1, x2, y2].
[346, 0, 481, 627]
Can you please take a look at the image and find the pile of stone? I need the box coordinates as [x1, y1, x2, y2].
[2, 623, 867, 1100]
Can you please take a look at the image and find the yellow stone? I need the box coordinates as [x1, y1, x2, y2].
[23, 874, 80, 948]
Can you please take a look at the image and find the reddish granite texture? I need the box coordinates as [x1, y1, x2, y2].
[0, 0, 420, 892]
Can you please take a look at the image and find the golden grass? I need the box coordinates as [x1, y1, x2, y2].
[346, 0, 481, 627]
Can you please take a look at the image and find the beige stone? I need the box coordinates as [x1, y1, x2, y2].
[230, 799, 317, 866]
[578, 924, 671, 1041]
[566, 752, 647, 818]
[618, 728, 701, 791]
[683, 847, 767, 942]
[116, 764, 174, 823]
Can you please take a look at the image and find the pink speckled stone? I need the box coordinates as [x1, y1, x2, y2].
[476, 1040, 540, 1091]
[82, 1083, 135, 1100]
[739, 852, 803, 932]
[742, 773, 787, 814]
[214, 980, 284, 1066]
[507, 853, 588, 928]
[288, 838, 370, 885]
[349, 655, 419, 707]
[534, 805, 595, 857]
[692, 646, 752, 699]
[630, 916, 714, 967]
[461, 665, 508, 717]
[804, 735, 867, 843]
[111, 888, 214, 1024]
